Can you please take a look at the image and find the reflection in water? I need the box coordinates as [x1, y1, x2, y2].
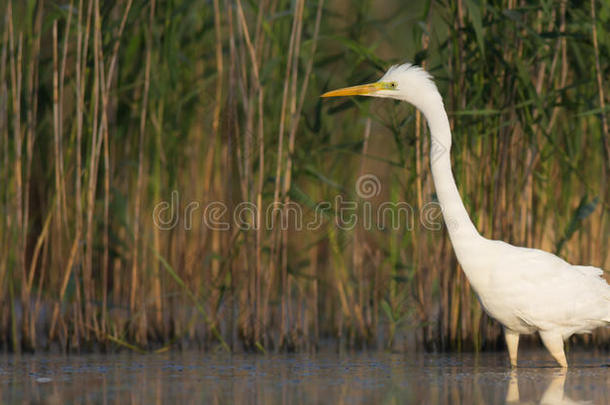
[0, 352, 607, 404]
[506, 370, 593, 405]
[539, 373, 588, 405]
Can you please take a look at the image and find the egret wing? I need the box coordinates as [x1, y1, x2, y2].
[489, 244, 610, 333]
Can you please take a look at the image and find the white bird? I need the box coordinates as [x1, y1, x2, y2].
[322, 63, 610, 368]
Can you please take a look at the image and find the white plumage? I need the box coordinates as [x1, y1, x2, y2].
[322, 62, 610, 367]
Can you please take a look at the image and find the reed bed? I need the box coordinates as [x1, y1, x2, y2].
[0, 0, 608, 353]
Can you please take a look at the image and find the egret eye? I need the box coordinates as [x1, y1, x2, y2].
[390, 82, 397, 89]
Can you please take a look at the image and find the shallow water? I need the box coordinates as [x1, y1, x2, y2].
[0, 351, 608, 404]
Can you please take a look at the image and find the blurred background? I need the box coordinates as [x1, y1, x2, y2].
[0, 0, 608, 353]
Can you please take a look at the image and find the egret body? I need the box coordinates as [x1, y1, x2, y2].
[322, 63, 610, 367]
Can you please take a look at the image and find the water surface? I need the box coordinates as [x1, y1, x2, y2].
[1, 351, 608, 404]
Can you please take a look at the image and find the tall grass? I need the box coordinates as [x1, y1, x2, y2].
[0, 0, 608, 353]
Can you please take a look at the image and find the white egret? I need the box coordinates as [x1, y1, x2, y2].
[322, 63, 610, 368]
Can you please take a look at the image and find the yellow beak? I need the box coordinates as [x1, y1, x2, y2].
[321, 82, 384, 98]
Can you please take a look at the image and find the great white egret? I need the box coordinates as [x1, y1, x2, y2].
[322, 63, 610, 368]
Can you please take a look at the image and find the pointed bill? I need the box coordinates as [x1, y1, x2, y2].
[321, 82, 385, 98]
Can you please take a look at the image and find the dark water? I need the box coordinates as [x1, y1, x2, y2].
[1, 351, 608, 404]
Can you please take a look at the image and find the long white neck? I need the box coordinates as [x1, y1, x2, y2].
[418, 92, 487, 275]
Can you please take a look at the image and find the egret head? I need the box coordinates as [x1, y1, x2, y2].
[321, 63, 440, 113]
